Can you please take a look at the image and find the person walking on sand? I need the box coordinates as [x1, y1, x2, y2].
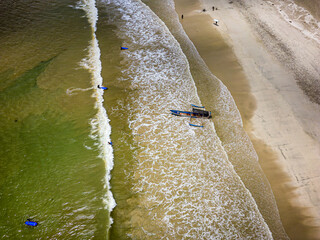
[212, 6, 214, 11]
[181, 14, 183, 19]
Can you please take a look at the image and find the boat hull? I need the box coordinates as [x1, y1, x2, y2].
[170, 110, 211, 119]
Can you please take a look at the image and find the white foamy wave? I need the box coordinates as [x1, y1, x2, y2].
[77, 0, 116, 228]
[270, 0, 320, 44]
[100, 0, 272, 238]
[66, 87, 93, 95]
[83, 143, 92, 150]
[76, 0, 98, 31]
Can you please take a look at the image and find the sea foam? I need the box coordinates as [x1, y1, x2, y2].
[99, 0, 273, 238]
[271, 0, 320, 44]
[77, 0, 116, 229]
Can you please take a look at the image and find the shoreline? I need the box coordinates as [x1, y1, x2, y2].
[174, 0, 320, 239]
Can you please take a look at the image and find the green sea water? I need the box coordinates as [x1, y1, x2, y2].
[0, 0, 112, 238]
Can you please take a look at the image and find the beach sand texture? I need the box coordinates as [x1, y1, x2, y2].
[174, 0, 320, 239]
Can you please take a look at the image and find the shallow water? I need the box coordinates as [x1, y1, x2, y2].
[99, 0, 272, 238]
[293, 0, 320, 21]
[271, 0, 320, 44]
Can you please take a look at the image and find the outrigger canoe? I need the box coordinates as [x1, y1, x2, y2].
[170, 104, 212, 127]
[170, 108, 212, 119]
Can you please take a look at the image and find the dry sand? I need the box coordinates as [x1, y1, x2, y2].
[174, 0, 320, 239]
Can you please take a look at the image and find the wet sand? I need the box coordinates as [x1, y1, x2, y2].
[174, 0, 320, 239]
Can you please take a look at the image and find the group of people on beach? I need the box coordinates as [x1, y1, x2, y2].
[181, 6, 219, 25]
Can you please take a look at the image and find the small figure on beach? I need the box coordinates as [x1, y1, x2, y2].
[181, 14, 184, 19]
[214, 19, 219, 26]
[212, 6, 214, 11]
[108, 141, 113, 145]
[202, 9, 206, 12]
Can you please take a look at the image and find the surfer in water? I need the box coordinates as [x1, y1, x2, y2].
[25, 219, 38, 226]
[98, 85, 108, 90]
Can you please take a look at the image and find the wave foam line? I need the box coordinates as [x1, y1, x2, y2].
[271, 0, 320, 44]
[66, 87, 94, 95]
[102, 0, 273, 238]
[77, 0, 116, 232]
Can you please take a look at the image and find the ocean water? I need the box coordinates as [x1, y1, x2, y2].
[101, 0, 272, 238]
[0, 0, 112, 238]
[271, 0, 320, 44]
[0, 0, 304, 239]
[293, 0, 320, 21]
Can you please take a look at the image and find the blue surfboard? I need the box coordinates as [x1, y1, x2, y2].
[98, 85, 108, 90]
[25, 220, 38, 227]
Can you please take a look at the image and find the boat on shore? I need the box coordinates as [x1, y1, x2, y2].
[170, 104, 212, 128]
[170, 105, 212, 119]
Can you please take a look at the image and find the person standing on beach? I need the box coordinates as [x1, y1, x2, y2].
[181, 14, 183, 19]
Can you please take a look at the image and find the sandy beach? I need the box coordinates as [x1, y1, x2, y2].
[174, 0, 320, 239]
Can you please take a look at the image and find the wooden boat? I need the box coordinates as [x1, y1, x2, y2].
[170, 104, 212, 128]
[170, 108, 212, 119]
